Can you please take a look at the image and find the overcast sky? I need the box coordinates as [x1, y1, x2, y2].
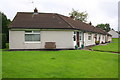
[0, 0, 119, 30]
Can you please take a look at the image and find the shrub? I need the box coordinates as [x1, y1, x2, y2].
[95, 41, 100, 45]
[0, 33, 7, 49]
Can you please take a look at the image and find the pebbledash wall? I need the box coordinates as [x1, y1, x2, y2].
[9, 30, 74, 49]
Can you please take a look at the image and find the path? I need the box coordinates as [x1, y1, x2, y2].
[81, 44, 120, 54]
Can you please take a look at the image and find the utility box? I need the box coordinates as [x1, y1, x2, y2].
[45, 42, 56, 49]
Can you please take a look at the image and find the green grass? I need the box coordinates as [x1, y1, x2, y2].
[91, 38, 119, 52]
[2, 50, 118, 78]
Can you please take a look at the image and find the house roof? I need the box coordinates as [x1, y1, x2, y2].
[9, 12, 110, 35]
[9, 12, 74, 29]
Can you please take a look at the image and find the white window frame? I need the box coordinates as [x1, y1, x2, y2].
[73, 31, 77, 41]
[79, 32, 82, 41]
[25, 31, 41, 43]
[88, 33, 92, 41]
[102, 35, 104, 40]
[99, 34, 101, 41]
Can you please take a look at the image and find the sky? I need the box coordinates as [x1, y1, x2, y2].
[0, 0, 119, 31]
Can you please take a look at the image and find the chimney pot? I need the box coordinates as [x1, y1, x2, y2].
[89, 22, 92, 25]
[70, 15, 74, 19]
[34, 8, 38, 13]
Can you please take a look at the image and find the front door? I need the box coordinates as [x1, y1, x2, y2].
[77, 32, 80, 47]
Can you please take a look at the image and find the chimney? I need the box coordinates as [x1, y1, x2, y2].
[89, 21, 92, 25]
[34, 8, 38, 13]
[32, 8, 38, 17]
[70, 15, 74, 18]
[70, 14, 75, 19]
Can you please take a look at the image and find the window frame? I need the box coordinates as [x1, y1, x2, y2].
[79, 32, 82, 41]
[102, 35, 104, 40]
[24, 31, 41, 43]
[88, 33, 92, 41]
[73, 31, 76, 41]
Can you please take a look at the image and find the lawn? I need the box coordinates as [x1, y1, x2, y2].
[2, 50, 118, 78]
[91, 38, 119, 52]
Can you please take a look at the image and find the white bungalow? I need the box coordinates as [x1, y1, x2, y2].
[9, 8, 112, 50]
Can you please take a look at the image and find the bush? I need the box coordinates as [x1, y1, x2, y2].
[0, 33, 7, 49]
[95, 41, 100, 45]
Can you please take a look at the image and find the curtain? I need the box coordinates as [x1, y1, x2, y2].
[25, 34, 40, 41]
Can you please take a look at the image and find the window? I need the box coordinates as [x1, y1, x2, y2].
[88, 33, 92, 40]
[73, 35, 76, 41]
[94, 34, 97, 38]
[79, 36, 82, 40]
[102, 35, 104, 40]
[73, 32, 76, 41]
[79, 32, 82, 41]
[99, 34, 101, 41]
[88, 36, 91, 40]
[25, 31, 40, 42]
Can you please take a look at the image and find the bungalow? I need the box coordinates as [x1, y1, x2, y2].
[108, 29, 119, 38]
[9, 8, 112, 50]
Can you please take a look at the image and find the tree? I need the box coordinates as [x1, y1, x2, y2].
[69, 9, 88, 22]
[118, 31, 120, 34]
[96, 23, 111, 32]
[0, 12, 11, 42]
[0, 34, 7, 49]
[0, 12, 11, 48]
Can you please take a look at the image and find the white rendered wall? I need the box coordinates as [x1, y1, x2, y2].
[84, 33, 95, 46]
[9, 30, 74, 49]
